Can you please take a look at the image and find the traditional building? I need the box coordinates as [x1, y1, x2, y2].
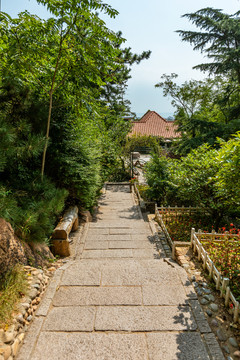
[128, 110, 179, 141]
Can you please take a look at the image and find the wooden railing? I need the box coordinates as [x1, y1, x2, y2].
[191, 228, 239, 323]
[155, 205, 240, 323]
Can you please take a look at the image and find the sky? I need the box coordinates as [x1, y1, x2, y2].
[2, 0, 240, 117]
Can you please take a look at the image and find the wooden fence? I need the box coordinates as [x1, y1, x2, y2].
[155, 206, 240, 323]
[191, 228, 239, 323]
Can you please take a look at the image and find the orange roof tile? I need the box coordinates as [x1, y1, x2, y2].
[128, 110, 180, 139]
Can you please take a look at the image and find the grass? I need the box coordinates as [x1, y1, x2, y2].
[0, 265, 28, 327]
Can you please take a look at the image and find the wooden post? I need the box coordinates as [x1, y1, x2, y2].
[203, 250, 207, 270]
[221, 278, 229, 298]
[216, 272, 221, 290]
[233, 302, 239, 323]
[209, 261, 214, 278]
[172, 243, 176, 260]
[225, 287, 230, 307]
[191, 228, 195, 246]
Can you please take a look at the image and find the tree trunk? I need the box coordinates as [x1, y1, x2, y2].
[41, 92, 53, 181]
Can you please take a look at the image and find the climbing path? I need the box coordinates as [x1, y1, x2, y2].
[18, 185, 225, 360]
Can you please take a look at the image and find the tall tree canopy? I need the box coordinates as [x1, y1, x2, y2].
[177, 8, 240, 83]
[0, 0, 151, 242]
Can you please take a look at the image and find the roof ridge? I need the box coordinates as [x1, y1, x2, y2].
[139, 110, 151, 123]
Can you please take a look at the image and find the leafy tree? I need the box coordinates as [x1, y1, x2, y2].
[177, 8, 240, 83]
[0, 2, 122, 179]
[156, 74, 240, 154]
[177, 7, 240, 121]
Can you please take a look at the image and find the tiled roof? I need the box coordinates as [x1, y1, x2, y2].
[128, 110, 180, 139]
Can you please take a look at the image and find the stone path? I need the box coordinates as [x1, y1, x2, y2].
[17, 185, 225, 360]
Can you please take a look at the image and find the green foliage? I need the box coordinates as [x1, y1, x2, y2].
[215, 132, 240, 207]
[0, 176, 68, 242]
[177, 8, 240, 84]
[145, 143, 238, 227]
[156, 74, 240, 154]
[145, 153, 175, 205]
[0, 264, 28, 326]
[0, 1, 150, 244]
[169, 145, 219, 207]
[123, 134, 162, 155]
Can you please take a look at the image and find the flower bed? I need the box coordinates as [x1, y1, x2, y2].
[200, 231, 240, 302]
[157, 207, 212, 242]
[155, 207, 240, 321]
[192, 229, 240, 323]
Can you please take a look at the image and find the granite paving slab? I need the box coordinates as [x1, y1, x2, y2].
[42, 306, 95, 331]
[95, 305, 197, 331]
[108, 240, 154, 249]
[81, 249, 133, 258]
[60, 263, 101, 286]
[84, 241, 109, 249]
[29, 333, 148, 360]
[53, 286, 142, 306]
[147, 332, 210, 360]
[142, 285, 189, 305]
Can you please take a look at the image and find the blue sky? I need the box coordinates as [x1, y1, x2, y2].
[2, 0, 240, 117]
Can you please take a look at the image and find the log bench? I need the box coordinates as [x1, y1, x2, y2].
[51, 206, 78, 256]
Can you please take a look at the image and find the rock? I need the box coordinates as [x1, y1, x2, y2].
[206, 309, 212, 317]
[21, 302, 30, 310]
[227, 357, 233, 360]
[216, 329, 227, 342]
[193, 281, 198, 288]
[202, 287, 211, 294]
[16, 314, 24, 324]
[79, 210, 92, 223]
[196, 288, 203, 296]
[229, 337, 239, 348]
[211, 319, 219, 327]
[37, 274, 43, 281]
[223, 345, 230, 354]
[28, 242, 55, 268]
[233, 351, 240, 358]
[204, 294, 215, 302]
[209, 303, 218, 312]
[11, 338, 20, 357]
[0, 344, 11, 359]
[32, 283, 40, 289]
[26, 315, 32, 322]
[200, 298, 209, 305]
[191, 275, 196, 281]
[18, 333, 25, 343]
[28, 288, 38, 299]
[3, 330, 14, 344]
[0, 219, 28, 276]
[0, 329, 4, 342]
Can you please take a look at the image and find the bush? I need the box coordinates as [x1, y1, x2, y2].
[145, 153, 175, 205]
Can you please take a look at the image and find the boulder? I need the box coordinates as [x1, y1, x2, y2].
[0, 218, 28, 276]
[0, 218, 56, 275]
